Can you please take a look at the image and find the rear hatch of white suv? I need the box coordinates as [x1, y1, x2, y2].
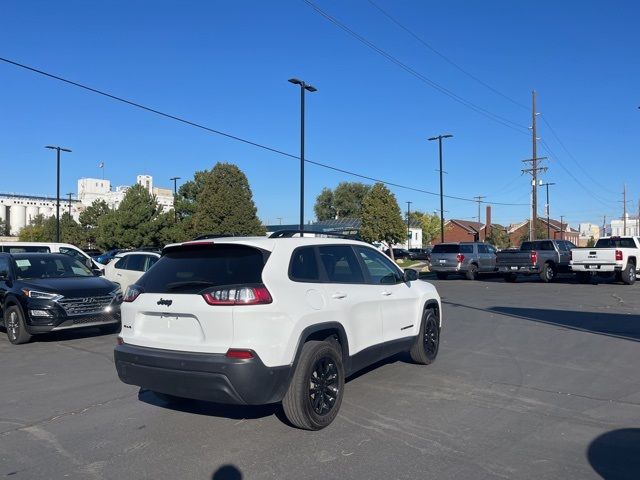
[119, 242, 271, 353]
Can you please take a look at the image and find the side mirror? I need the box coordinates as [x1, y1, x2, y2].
[93, 268, 104, 276]
[0, 270, 9, 282]
[404, 268, 419, 282]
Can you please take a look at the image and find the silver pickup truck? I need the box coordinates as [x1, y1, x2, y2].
[496, 239, 576, 283]
[571, 236, 639, 285]
[430, 242, 497, 280]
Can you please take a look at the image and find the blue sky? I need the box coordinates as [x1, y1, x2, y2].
[1, 0, 638, 228]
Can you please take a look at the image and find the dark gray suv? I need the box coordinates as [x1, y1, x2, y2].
[430, 242, 498, 280]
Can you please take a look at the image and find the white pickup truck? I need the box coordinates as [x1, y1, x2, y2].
[571, 236, 639, 285]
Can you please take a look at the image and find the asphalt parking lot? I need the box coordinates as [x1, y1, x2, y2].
[2, 274, 639, 480]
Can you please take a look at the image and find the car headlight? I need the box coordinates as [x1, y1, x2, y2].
[21, 289, 63, 301]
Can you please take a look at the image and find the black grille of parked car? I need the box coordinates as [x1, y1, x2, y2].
[58, 295, 114, 316]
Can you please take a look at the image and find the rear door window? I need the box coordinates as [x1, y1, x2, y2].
[289, 247, 320, 282]
[477, 244, 488, 253]
[125, 254, 147, 272]
[139, 245, 268, 293]
[318, 245, 364, 284]
[459, 244, 474, 254]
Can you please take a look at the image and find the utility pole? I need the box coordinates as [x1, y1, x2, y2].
[473, 196, 485, 240]
[276, 217, 283, 225]
[45, 145, 72, 242]
[428, 134, 453, 243]
[637, 199, 640, 236]
[623, 184, 627, 235]
[66, 193, 73, 216]
[406, 201, 412, 249]
[540, 182, 555, 239]
[602, 215, 607, 237]
[522, 91, 547, 241]
[560, 215, 565, 240]
[170, 177, 181, 223]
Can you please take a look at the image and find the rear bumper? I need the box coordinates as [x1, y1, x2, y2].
[571, 263, 620, 273]
[430, 265, 462, 273]
[497, 265, 539, 274]
[114, 344, 292, 405]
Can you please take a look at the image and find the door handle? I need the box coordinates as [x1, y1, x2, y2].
[381, 291, 392, 296]
[332, 292, 347, 299]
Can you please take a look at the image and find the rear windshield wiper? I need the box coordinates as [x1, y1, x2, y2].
[165, 280, 218, 292]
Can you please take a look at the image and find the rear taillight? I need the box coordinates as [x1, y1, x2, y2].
[456, 253, 465, 263]
[225, 349, 254, 359]
[530, 251, 538, 265]
[202, 284, 272, 306]
[123, 285, 144, 303]
[116, 336, 124, 346]
[615, 250, 623, 261]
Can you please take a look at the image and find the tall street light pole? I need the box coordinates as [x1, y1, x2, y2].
[45, 145, 71, 242]
[540, 182, 555, 239]
[288, 78, 317, 232]
[406, 201, 412, 249]
[170, 176, 181, 223]
[428, 134, 453, 243]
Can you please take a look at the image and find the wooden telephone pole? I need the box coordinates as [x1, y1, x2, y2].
[522, 90, 547, 240]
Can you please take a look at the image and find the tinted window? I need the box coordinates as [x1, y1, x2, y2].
[12, 254, 94, 279]
[145, 256, 159, 271]
[595, 238, 637, 249]
[0, 257, 10, 277]
[356, 247, 403, 285]
[432, 244, 459, 254]
[460, 244, 474, 254]
[486, 245, 497, 254]
[477, 244, 488, 253]
[318, 245, 364, 284]
[139, 245, 267, 293]
[540, 241, 555, 251]
[125, 254, 147, 272]
[290, 247, 320, 282]
[114, 256, 128, 269]
[59, 247, 87, 262]
[520, 242, 533, 251]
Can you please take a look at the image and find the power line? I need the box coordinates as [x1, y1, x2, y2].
[540, 115, 618, 195]
[366, 0, 528, 110]
[302, 0, 530, 135]
[0, 56, 529, 207]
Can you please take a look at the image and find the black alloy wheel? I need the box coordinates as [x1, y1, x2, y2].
[308, 357, 340, 416]
[424, 315, 439, 360]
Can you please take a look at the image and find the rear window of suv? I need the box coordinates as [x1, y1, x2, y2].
[432, 244, 458, 254]
[138, 245, 268, 293]
[595, 238, 637, 249]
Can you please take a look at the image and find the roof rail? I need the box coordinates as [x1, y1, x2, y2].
[268, 229, 361, 240]
[193, 233, 239, 240]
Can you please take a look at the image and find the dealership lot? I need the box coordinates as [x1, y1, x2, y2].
[1, 276, 639, 480]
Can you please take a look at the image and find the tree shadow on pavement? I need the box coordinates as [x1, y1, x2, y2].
[488, 306, 640, 342]
[587, 429, 640, 480]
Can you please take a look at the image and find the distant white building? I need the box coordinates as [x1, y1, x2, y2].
[577, 222, 601, 246]
[1, 174, 173, 236]
[78, 174, 174, 212]
[610, 214, 640, 237]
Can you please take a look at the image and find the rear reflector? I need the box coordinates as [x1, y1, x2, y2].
[202, 284, 272, 306]
[225, 349, 254, 359]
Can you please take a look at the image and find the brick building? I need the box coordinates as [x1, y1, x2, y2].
[507, 218, 579, 245]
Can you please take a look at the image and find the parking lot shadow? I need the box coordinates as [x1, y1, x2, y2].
[489, 306, 640, 342]
[138, 388, 281, 421]
[587, 428, 640, 479]
[212, 464, 243, 480]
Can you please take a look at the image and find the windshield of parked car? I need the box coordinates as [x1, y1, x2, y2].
[13, 254, 95, 279]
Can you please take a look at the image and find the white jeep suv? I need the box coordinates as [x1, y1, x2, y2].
[114, 235, 442, 430]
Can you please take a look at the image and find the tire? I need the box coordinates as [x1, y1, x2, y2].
[99, 322, 121, 334]
[539, 263, 556, 283]
[4, 305, 32, 345]
[576, 272, 592, 284]
[504, 273, 517, 283]
[465, 264, 478, 281]
[622, 263, 636, 285]
[410, 308, 440, 365]
[436, 272, 448, 280]
[282, 340, 345, 430]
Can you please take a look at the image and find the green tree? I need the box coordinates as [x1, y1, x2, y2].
[313, 182, 371, 221]
[486, 225, 511, 249]
[586, 236, 596, 247]
[518, 220, 548, 244]
[360, 183, 405, 260]
[0, 218, 9, 236]
[19, 214, 48, 241]
[408, 210, 441, 246]
[79, 199, 110, 248]
[57, 213, 85, 245]
[191, 162, 265, 236]
[314, 188, 335, 221]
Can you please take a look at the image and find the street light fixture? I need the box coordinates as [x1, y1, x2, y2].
[288, 78, 317, 232]
[170, 176, 181, 223]
[427, 134, 453, 243]
[45, 145, 72, 242]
